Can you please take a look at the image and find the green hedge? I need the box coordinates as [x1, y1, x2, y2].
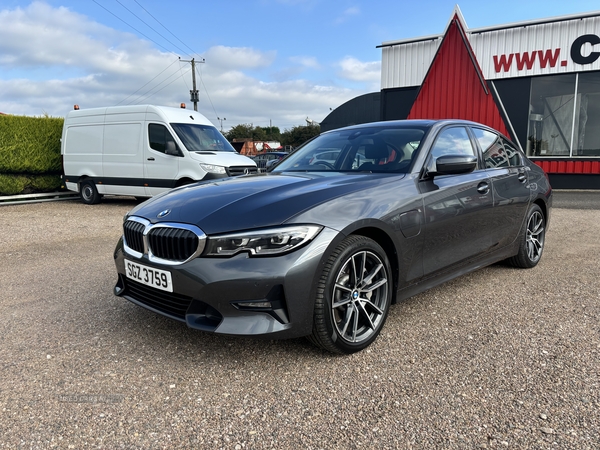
[0, 174, 62, 195]
[0, 114, 64, 195]
[0, 114, 63, 174]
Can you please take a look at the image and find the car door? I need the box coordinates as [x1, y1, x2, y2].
[419, 126, 495, 276]
[144, 123, 181, 196]
[471, 127, 531, 248]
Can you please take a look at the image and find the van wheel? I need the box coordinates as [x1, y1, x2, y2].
[80, 180, 101, 205]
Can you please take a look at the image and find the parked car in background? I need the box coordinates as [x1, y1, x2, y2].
[309, 149, 341, 167]
[113, 119, 552, 354]
[252, 151, 289, 170]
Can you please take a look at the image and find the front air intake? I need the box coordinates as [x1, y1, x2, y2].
[148, 227, 199, 262]
[123, 219, 146, 254]
[227, 166, 258, 177]
[122, 217, 206, 265]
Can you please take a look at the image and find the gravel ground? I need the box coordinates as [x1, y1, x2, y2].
[0, 194, 598, 449]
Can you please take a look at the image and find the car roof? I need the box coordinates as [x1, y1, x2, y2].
[322, 119, 500, 133]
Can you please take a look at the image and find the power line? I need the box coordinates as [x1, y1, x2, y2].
[117, 57, 180, 105]
[92, 1, 214, 113]
[128, 67, 191, 105]
[134, 68, 192, 105]
[133, 0, 200, 57]
[90, 0, 178, 56]
[112, 0, 192, 58]
[196, 64, 219, 120]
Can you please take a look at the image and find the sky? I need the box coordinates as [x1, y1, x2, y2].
[1, 0, 599, 131]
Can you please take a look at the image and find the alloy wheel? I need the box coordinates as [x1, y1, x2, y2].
[331, 250, 389, 344]
[526, 210, 545, 263]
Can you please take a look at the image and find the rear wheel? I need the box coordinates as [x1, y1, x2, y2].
[80, 180, 101, 205]
[507, 204, 546, 268]
[309, 235, 392, 354]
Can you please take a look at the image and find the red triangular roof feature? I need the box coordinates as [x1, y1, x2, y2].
[407, 14, 510, 136]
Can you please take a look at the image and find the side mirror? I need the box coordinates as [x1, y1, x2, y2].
[165, 141, 179, 156]
[434, 154, 478, 175]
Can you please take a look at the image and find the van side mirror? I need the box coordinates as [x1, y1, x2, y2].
[165, 141, 179, 156]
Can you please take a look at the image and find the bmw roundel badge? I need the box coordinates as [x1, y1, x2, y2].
[157, 209, 171, 218]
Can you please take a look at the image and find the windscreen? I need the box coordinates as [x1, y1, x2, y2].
[171, 123, 236, 152]
[273, 125, 429, 173]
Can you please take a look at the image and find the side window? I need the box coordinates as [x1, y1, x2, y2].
[502, 139, 523, 166]
[473, 128, 509, 169]
[148, 123, 179, 155]
[430, 127, 475, 159]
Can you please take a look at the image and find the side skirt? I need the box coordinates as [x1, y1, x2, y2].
[395, 244, 518, 303]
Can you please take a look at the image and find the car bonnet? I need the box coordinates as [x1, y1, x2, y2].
[129, 172, 404, 234]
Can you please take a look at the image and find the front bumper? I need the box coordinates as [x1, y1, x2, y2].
[113, 227, 339, 339]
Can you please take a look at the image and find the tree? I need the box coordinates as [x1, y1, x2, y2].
[281, 124, 320, 148]
[224, 124, 254, 142]
[224, 124, 282, 144]
[258, 126, 281, 141]
[224, 122, 319, 148]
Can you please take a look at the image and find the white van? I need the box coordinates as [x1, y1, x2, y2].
[61, 105, 257, 204]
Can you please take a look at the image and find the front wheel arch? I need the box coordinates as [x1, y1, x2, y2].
[175, 178, 195, 188]
[308, 235, 393, 354]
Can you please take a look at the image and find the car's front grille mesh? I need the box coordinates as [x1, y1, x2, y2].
[125, 278, 192, 321]
[148, 227, 199, 261]
[123, 218, 205, 264]
[227, 166, 258, 176]
[123, 220, 145, 253]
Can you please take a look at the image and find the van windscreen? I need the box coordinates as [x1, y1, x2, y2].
[171, 123, 236, 152]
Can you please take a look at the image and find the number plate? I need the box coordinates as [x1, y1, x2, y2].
[125, 260, 173, 292]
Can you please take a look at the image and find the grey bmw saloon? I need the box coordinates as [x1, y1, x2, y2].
[113, 119, 551, 354]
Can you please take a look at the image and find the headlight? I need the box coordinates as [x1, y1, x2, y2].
[200, 163, 227, 174]
[204, 225, 322, 257]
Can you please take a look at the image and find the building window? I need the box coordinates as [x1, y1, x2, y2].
[527, 74, 576, 157]
[575, 72, 600, 156]
[526, 71, 600, 158]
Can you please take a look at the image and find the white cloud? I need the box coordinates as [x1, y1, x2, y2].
[203, 46, 276, 71]
[334, 6, 360, 24]
[0, 2, 375, 130]
[337, 56, 380, 85]
[289, 56, 320, 69]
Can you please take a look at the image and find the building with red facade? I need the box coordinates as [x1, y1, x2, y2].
[322, 7, 600, 189]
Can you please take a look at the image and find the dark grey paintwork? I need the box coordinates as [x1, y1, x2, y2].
[113, 119, 552, 340]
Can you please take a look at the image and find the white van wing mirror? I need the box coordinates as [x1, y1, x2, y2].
[165, 141, 179, 156]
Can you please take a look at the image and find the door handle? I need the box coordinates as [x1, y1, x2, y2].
[518, 171, 526, 183]
[147, 157, 155, 161]
[477, 182, 489, 194]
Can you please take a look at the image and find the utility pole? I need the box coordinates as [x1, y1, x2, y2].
[217, 117, 226, 132]
[190, 58, 198, 111]
[180, 57, 205, 111]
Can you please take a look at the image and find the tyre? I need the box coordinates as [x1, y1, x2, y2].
[309, 235, 392, 354]
[79, 180, 101, 205]
[507, 204, 546, 268]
